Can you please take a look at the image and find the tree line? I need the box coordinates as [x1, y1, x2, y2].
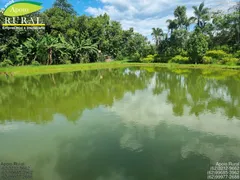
[0, 0, 239, 66]
[0, 0, 153, 66]
[151, 2, 240, 65]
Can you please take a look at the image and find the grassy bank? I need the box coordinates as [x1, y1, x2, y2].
[0, 62, 240, 77]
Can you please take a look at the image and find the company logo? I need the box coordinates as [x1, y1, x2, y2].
[1, 0, 45, 30]
[3, 1, 43, 17]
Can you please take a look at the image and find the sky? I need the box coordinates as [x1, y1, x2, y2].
[0, 0, 238, 39]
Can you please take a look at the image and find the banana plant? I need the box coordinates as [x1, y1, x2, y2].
[70, 38, 99, 63]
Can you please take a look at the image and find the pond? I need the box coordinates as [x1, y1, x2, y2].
[0, 67, 240, 180]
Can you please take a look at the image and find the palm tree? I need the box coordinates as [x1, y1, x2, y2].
[151, 28, 164, 46]
[174, 6, 187, 28]
[184, 17, 196, 30]
[166, 19, 178, 35]
[192, 2, 210, 28]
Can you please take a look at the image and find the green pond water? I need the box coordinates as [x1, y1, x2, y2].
[0, 67, 240, 180]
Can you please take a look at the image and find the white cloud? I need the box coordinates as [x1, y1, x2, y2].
[85, 0, 237, 38]
[109, 74, 240, 140]
[108, 73, 240, 161]
[85, 6, 106, 15]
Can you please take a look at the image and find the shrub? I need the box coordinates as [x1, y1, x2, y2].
[115, 53, 124, 61]
[153, 54, 161, 62]
[205, 50, 229, 60]
[219, 57, 238, 66]
[203, 56, 213, 64]
[60, 59, 72, 64]
[31, 60, 40, 66]
[234, 50, 240, 59]
[80, 55, 90, 63]
[180, 50, 188, 57]
[0, 59, 13, 67]
[169, 55, 189, 64]
[237, 59, 240, 66]
[64, 60, 72, 64]
[234, 51, 240, 65]
[157, 55, 171, 63]
[131, 52, 141, 62]
[142, 55, 154, 63]
[214, 45, 232, 53]
[97, 54, 105, 62]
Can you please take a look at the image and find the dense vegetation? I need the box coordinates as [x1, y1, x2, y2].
[0, 0, 239, 66]
[152, 2, 240, 66]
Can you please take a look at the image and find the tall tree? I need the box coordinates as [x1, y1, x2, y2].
[184, 17, 196, 30]
[166, 19, 178, 34]
[151, 28, 164, 46]
[187, 28, 209, 64]
[192, 2, 210, 28]
[53, 0, 76, 15]
[174, 6, 187, 28]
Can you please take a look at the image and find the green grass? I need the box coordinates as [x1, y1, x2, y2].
[0, 62, 240, 77]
